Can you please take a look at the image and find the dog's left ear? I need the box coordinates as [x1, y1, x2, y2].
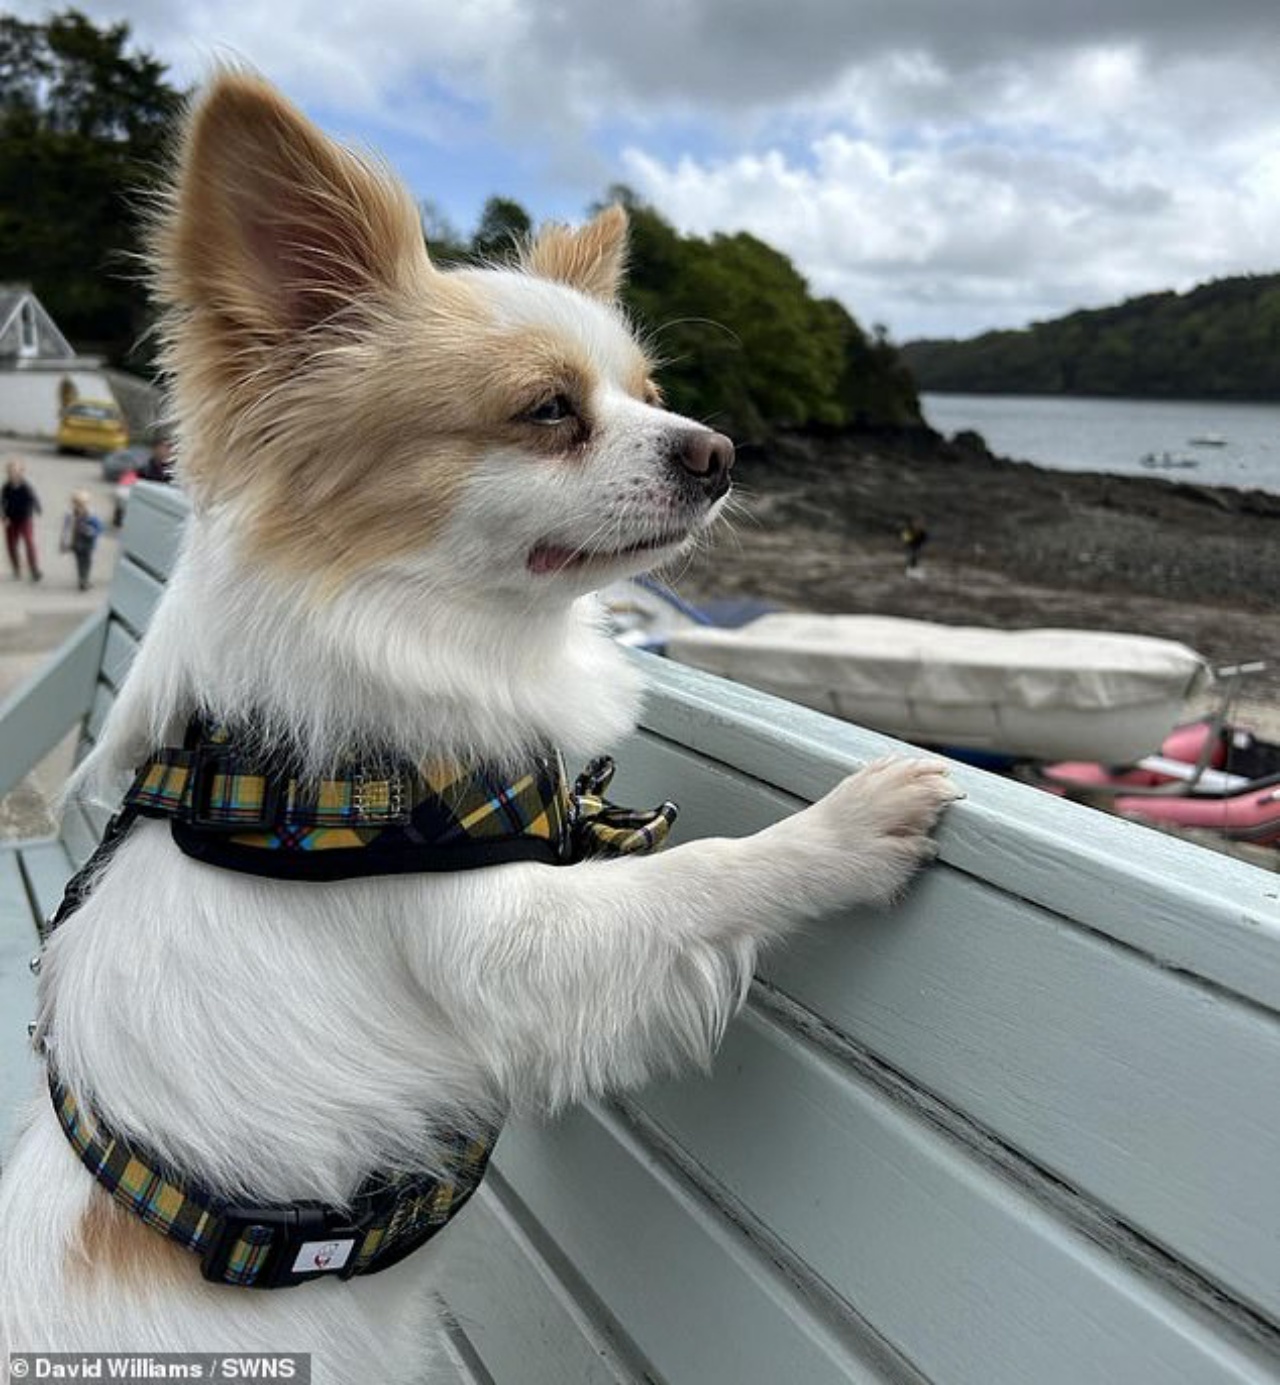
[523, 205, 629, 302]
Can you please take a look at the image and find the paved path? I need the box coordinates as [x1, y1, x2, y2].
[0, 435, 127, 836]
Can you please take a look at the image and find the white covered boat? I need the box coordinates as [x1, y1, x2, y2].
[665, 614, 1213, 762]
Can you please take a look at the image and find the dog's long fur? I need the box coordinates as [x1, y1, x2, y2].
[0, 74, 956, 1381]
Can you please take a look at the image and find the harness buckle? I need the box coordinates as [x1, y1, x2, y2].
[201, 1204, 367, 1288]
[188, 748, 282, 832]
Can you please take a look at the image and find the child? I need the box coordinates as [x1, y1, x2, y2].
[61, 490, 103, 591]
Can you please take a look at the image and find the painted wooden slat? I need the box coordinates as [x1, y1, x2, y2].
[108, 556, 165, 639]
[120, 481, 187, 579]
[0, 609, 107, 800]
[430, 1309, 494, 1385]
[615, 730, 1280, 1325]
[108, 557, 166, 640]
[79, 796, 114, 841]
[73, 733, 94, 772]
[760, 873, 1280, 1325]
[444, 1181, 646, 1384]
[0, 848, 40, 1153]
[60, 802, 100, 870]
[625, 655, 1280, 1018]
[18, 839, 75, 930]
[494, 1107, 919, 1385]
[615, 725, 800, 840]
[631, 1006, 1277, 1385]
[84, 679, 114, 746]
[100, 619, 139, 689]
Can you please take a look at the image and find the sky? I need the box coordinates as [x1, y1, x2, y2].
[13, 0, 1280, 340]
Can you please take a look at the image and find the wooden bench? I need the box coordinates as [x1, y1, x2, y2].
[3, 481, 1279, 1382]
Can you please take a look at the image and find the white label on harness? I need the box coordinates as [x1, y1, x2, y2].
[292, 1238, 356, 1274]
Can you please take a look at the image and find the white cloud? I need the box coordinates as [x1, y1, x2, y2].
[10, 0, 1280, 337]
[620, 43, 1280, 338]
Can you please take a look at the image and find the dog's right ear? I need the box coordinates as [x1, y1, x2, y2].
[155, 72, 428, 336]
[523, 205, 629, 302]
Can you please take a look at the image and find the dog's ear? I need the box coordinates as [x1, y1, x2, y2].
[157, 72, 428, 334]
[523, 205, 629, 302]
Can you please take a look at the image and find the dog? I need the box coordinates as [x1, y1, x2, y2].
[0, 72, 958, 1382]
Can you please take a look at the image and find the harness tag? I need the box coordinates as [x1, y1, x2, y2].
[293, 1238, 356, 1274]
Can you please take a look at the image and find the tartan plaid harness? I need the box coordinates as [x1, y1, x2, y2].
[41, 718, 677, 1290]
[118, 719, 678, 881]
[49, 1077, 500, 1289]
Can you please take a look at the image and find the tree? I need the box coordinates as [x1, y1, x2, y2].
[0, 10, 184, 368]
[472, 196, 532, 262]
[901, 274, 1280, 402]
[621, 201, 922, 439]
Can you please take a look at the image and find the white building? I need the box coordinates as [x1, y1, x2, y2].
[0, 285, 121, 439]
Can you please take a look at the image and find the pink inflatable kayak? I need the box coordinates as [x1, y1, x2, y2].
[1041, 718, 1280, 844]
[1116, 784, 1280, 842]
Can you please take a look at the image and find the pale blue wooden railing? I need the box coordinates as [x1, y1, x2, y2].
[1, 483, 1278, 1383]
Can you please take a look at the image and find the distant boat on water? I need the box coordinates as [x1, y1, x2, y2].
[1140, 451, 1199, 470]
[1188, 434, 1227, 447]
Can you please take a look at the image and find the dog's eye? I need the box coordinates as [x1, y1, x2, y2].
[524, 394, 574, 426]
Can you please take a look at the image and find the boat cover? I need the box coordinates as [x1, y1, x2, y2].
[665, 615, 1213, 761]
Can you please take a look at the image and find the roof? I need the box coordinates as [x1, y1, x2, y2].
[0, 286, 75, 361]
[0, 290, 24, 329]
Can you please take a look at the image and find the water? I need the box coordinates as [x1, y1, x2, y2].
[921, 393, 1280, 495]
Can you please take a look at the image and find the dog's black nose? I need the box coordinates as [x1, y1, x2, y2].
[672, 430, 735, 501]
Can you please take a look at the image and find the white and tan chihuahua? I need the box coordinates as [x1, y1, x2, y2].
[0, 73, 957, 1382]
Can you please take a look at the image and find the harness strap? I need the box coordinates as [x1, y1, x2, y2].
[51, 1077, 497, 1288]
[115, 723, 677, 880]
[41, 806, 137, 943]
[571, 755, 678, 856]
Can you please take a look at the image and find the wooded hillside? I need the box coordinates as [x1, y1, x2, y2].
[1, 11, 922, 441]
[902, 275, 1280, 400]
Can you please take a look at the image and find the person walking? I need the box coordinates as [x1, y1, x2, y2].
[2, 458, 43, 582]
[900, 516, 929, 577]
[61, 489, 103, 592]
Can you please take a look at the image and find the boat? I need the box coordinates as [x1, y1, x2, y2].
[1140, 451, 1199, 469]
[1039, 717, 1280, 844]
[598, 577, 776, 651]
[599, 576, 707, 649]
[664, 615, 1212, 763]
[1188, 434, 1227, 447]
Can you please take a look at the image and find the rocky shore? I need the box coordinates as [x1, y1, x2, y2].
[676, 426, 1280, 708]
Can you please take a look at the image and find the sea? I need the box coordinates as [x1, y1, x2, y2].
[921, 393, 1280, 496]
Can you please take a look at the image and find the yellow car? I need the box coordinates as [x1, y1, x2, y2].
[56, 400, 128, 455]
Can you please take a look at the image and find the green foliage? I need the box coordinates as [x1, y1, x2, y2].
[619, 203, 921, 440]
[471, 196, 532, 262]
[1, 14, 923, 435]
[0, 10, 183, 368]
[902, 275, 1280, 401]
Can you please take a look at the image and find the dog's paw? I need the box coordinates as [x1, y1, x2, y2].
[796, 756, 963, 909]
